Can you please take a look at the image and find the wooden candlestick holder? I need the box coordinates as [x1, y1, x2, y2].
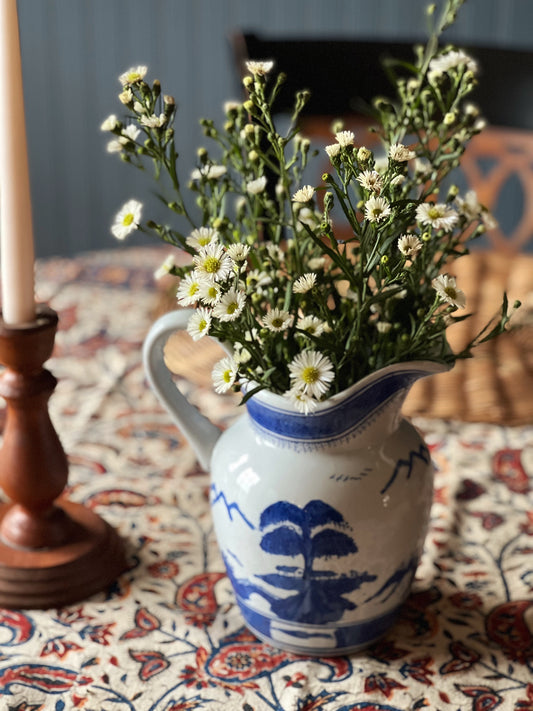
[0, 304, 127, 608]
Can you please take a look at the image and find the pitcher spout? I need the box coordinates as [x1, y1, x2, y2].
[244, 360, 450, 448]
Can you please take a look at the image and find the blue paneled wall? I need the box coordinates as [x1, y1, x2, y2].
[15, 0, 533, 257]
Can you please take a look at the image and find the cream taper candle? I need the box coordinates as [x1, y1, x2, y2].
[0, 0, 36, 325]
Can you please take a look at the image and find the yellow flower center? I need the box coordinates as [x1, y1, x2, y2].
[272, 318, 283, 328]
[123, 213, 134, 226]
[204, 256, 221, 273]
[428, 207, 442, 219]
[188, 283, 199, 297]
[444, 286, 457, 299]
[127, 72, 142, 83]
[198, 319, 207, 331]
[301, 366, 319, 385]
[223, 369, 232, 383]
[226, 302, 238, 314]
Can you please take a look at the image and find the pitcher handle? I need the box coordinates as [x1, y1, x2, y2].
[142, 309, 222, 471]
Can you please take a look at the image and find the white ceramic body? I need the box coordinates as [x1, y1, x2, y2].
[143, 309, 447, 655]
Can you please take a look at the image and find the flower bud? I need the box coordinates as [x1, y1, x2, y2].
[197, 147, 208, 163]
[243, 76, 253, 89]
[446, 184, 459, 201]
[443, 112, 456, 126]
[357, 146, 372, 163]
[119, 89, 133, 106]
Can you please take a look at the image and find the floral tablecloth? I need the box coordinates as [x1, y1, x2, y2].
[0, 246, 531, 711]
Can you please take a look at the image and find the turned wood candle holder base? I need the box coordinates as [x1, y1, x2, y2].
[0, 305, 127, 609]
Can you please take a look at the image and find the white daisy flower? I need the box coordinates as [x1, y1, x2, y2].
[429, 50, 478, 76]
[335, 130, 355, 147]
[325, 143, 341, 160]
[111, 199, 142, 240]
[389, 143, 416, 161]
[432, 274, 466, 309]
[140, 113, 167, 128]
[212, 288, 246, 321]
[246, 270, 272, 290]
[119, 88, 133, 105]
[398, 234, 423, 259]
[133, 101, 147, 114]
[307, 260, 325, 275]
[224, 100, 241, 113]
[244, 327, 260, 343]
[293, 273, 317, 294]
[234, 343, 252, 365]
[292, 185, 315, 203]
[186, 226, 219, 251]
[246, 176, 267, 195]
[119, 65, 148, 86]
[191, 165, 227, 181]
[262, 308, 294, 332]
[390, 174, 406, 187]
[106, 139, 123, 153]
[265, 243, 284, 262]
[198, 280, 222, 306]
[364, 195, 391, 223]
[288, 350, 334, 399]
[119, 124, 140, 144]
[212, 356, 238, 394]
[284, 386, 318, 415]
[245, 60, 274, 76]
[176, 273, 203, 306]
[297, 208, 319, 228]
[154, 254, 175, 280]
[297, 315, 326, 337]
[187, 308, 212, 341]
[226, 244, 251, 262]
[356, 170, 383, 193]
[100, 114, 120, 132]
[376, 321, 392, 333]
[455, 190, 497, 229]
[414, 158, 431, 177]
[416, 203, 458, 231]
[193, 243, 233, 282]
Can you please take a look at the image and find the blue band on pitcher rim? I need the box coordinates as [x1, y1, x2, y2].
[245, 366, 435, 443]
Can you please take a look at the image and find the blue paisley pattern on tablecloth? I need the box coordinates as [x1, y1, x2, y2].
[0, 247, 531, 710]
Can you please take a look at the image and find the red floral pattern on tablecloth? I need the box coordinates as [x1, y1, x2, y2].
[0, 247, 530, 710]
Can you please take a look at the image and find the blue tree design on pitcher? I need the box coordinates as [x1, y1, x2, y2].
[253, 500, 377, 624]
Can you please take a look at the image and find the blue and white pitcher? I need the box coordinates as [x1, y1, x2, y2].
[143, 309, 447, 655]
